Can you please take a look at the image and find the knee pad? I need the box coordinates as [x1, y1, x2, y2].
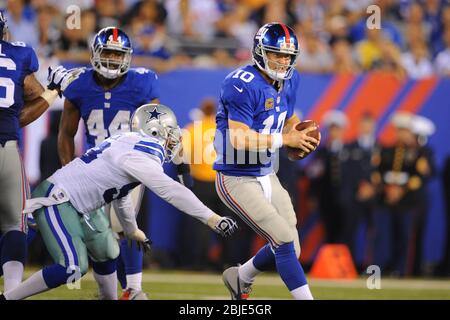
[93, 258, 117, 275]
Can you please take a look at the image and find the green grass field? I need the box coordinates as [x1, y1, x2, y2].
[2, 269, 450, 300]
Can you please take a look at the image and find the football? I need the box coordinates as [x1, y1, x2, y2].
[286, 120, 320, 161]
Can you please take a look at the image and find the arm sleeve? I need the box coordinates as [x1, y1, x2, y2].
[111, 194, 137, 235]
[27, 48, 39, 74]
[144, 71, 160, 102]
[287, 72, 300, 119]
[221, 81, 254, 127]
[121, 152, 215, 224]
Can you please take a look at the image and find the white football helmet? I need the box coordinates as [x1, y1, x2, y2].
[130, 104, 182, 162]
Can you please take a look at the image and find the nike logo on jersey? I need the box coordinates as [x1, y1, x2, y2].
[233, 85, 243, 93]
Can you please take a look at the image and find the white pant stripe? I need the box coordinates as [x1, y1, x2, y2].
[47, 206, 76, 267]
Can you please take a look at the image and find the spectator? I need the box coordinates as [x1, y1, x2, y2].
[4, 0, 38, 47]
[435, 25, 450, 76]
[297, 31, 334, 73]
[95, 0, 122, 29]
[309, 110, 349, 244]
[35, 4, 60, 58]
[401, 40, 434, 79]
[355, 28, 384, 70]
[55, 9, 95, 63]
[330, 37, 361, 73]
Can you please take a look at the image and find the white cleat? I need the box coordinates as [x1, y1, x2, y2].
[119, 288, 148, 300]
[222, 266, 252, 300]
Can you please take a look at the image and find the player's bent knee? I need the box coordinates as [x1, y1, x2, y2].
[87, 229, 120, 262]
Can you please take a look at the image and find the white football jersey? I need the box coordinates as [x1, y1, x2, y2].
[48, 132, 215, 233]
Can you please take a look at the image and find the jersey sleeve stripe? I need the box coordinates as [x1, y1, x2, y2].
[133, 145, 164, 163]
[136, 140, 165, 155]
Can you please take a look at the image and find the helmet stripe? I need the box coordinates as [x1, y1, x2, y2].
[113, 27, 118, 41]
[280, 23, 291, 44]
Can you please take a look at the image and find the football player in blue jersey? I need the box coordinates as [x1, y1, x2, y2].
[57, 26, 191, 300]
[214, 23, 320, 300]
[0, 11, 79, 293]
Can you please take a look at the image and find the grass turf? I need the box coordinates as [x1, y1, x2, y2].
[2, 269, 450, 300]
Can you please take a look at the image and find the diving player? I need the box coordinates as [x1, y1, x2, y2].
[57, 26, 187, 299]
[0, 103, 237, 300]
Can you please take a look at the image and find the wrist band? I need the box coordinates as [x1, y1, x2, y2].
[271, 133, 283, 150]
[40, 89, 58, 106]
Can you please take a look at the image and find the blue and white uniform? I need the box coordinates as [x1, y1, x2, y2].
[214, 64, 299, 176]
[0, 40, 38, 233]
[63, 67, 160, 149]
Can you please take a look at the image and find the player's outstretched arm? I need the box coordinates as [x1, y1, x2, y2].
[57, 99, 81, 166]
[122, 153, 238, 237]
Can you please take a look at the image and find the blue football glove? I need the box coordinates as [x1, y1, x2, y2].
[176, 162, 194, 189]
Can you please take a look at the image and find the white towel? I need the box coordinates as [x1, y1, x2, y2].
[23, 186, 69, 214]
[256, 175, 272, 203]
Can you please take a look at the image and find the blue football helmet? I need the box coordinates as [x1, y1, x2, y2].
[91, 27, 133, 79]
[252, 23, 300, 81]
[0, 11, 8, 41]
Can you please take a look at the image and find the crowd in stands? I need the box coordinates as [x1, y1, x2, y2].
[1, 0, 450, 77]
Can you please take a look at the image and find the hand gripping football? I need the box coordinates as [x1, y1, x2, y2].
[287, 120, 320, 161]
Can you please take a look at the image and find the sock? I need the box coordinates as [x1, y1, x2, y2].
[126, 272, 142, 291]
[274, 242, 309, 299]
[1, 231, 27, 291]
[2, 261, 23, 291]
[120, 239, 143, 290]
[290, 284, 314, 300]
[92, 259, 118, 299]
[93, 272, 118, 300]
[26, 228, 38, 246]
[3, 270, 49, 300]
[116, 252, 127, 289]
[239, 244, 275, 284]
[42, 264, 74, 288]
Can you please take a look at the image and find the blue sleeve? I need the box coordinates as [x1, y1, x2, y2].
[221, 81, 254, 127]
[144, 71, 160, 102]
[62, 79, 80, 108]
[26, 47, 39, 74]
[287, 72, 300, 119]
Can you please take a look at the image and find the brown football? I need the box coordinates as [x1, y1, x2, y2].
[286, 120, 320, 161]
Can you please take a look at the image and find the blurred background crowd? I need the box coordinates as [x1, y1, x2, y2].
[2, 0, 450, 76]
[1, 0, 450, 279]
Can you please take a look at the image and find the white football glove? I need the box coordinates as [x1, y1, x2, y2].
[47, 66, 82, 96]
[207, 214, 238, 237]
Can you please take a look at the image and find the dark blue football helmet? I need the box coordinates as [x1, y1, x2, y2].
[252, 23, 300, 81]
[91, 27, 133, 79]
[0, 11, 8, 41]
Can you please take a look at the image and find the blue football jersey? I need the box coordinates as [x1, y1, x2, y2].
[0, 40, 39, 144]
[213, 65, 300, 176]
[63, 67, 160, 149]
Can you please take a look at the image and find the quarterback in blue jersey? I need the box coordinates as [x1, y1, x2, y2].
[57, 27, 162, 300]
[214, 23, 320, 300]
[0, 11, 79, 294]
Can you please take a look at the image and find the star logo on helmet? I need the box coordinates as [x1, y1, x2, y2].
[145, 107, 165, 122]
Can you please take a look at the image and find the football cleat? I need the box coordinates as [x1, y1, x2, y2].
[222, 266, 252, 300]
[119, 288, 149, 300]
